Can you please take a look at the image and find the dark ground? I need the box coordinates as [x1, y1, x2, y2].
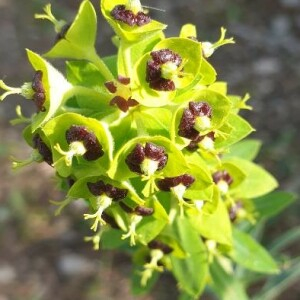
[0, 0, 299, 299]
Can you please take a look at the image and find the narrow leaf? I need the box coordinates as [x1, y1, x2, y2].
[230, 228, 279, 274]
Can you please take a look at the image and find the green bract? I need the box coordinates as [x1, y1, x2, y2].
[0, 0, 294, 298]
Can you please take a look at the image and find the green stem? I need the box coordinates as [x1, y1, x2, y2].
[66, 85, 111, 101]
[88, 48, 115, 81]
[119, 42, 132, 77]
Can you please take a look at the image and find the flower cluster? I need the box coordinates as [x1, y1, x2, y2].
[0, 0, 286, 298]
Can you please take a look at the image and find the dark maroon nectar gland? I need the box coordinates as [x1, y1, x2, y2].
[229, 201, 244, 222]
[105, 76, 139, 112]
[157, 174, 195, 216]
[32, 134, 53, 165]
[157, 174, 195, 191]
[148, 240, 173, 255]
[125, 142, 168, 176]
[55, 23, 71, 42]
[31, 70, 46, 112]
[84, 180, 128, 232]
[187, 132, 215, 152]
[110, 5, 151, 27]
[178, 101, 213, 139]
[146, 49, 183, 91]
[134, 206, 154, 216]
[66, 125, 104, 161]
[87, 180, 128, 201]
[119, 201, 154, 216]
[212, 170, 233, 194]
[102, 212, 120, 229]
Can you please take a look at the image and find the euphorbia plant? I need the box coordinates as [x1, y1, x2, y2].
[0, 0, 296, 298]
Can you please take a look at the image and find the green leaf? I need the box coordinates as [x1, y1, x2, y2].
[134, 107, 173, 137]
[223, 139, 262, 161]
[136, 197, 169, 244]
[101, 228, 127, 249]
[66, 60, 106, 89]
[170, 217, 208, 298]
[210, 259, 250, 300]
[188, 188, 232, 246]
[253, 191, 296, 219]
[215, 114, 254, 149]
[45, 0, 97, 59]
[222, 161, 247, 190]
[102, 55, 118, 77]
[208, 81, 227, 94]
[198, 58, 217, 85]
[117, 34, 162, 77]
[229, 228, 279, 274]
[26, 49, 72, 132]
[224, 158, 278, 199]
[179, 24, 197, 39]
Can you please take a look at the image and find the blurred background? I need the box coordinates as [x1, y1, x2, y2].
[0, 0, 299, 299]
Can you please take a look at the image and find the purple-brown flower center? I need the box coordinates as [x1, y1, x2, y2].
[148, 240, 173, 254]
[66, 125, 104, 161]
[178, 101, 213, 140]
[87, 180, 128, 201]
[212, 170, 233, 186]
[32, 70, 46, 112]
[105, 76, 139, 112]
[125, 142, 168, 175]
[157, 174, 195, 191]
[187, 132, 215, 151]
[32, 134, 53, 165]
[146, 49, 183, 91]
[111, 5, 151, 27]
